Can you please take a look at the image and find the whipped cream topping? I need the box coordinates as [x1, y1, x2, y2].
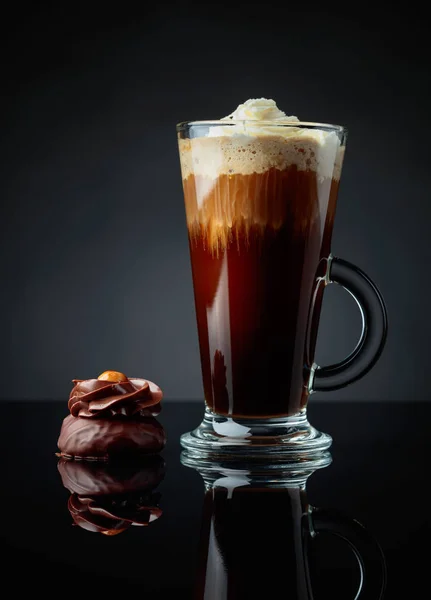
[207, 98, 301, 138]
[223, 98, 299, 122]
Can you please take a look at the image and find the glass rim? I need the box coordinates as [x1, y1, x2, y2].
[176, 120, 347, 135]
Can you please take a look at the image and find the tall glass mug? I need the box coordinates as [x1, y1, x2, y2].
[177, 105, 387, 458]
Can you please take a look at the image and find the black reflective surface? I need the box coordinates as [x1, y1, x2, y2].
[0, 400, 428, 598]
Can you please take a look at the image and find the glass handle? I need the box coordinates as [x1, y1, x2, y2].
[309, 507, 387, 599]
[309, 255, 388, 393]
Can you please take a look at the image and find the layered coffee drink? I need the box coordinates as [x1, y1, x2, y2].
[178, 99, 345, 418]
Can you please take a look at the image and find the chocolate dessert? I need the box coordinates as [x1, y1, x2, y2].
[58, 455, 165, 535]
[58, 370, 165, 460]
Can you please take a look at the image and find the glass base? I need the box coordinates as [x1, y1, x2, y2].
[180, 450, 333, 483]
[180, 408, 332, 461]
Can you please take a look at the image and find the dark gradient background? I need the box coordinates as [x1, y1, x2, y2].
[1, 3, 429, 401]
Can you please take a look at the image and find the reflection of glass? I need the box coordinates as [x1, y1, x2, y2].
[58, 456, 165, 536]
[182, 453, 386, 599]
[177, 121, 387, 458]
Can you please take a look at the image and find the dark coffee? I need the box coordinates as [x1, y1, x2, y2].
[179, 132, 343, 418]
[195, 484, 311, 599]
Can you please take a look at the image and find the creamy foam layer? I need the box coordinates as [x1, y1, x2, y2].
[178, 98, 345, 182]
[179, 99, 343, 252]
[179, 133, 344, 182]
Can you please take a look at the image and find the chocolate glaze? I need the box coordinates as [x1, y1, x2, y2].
[58, 414, 166, 460]
[68, 378, 163, 418]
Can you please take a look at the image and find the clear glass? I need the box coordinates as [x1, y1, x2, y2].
[177, 120, 387, 458]
[182, 453, 387, 599]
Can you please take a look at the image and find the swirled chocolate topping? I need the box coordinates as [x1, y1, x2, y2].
[68, 373, 163, 418]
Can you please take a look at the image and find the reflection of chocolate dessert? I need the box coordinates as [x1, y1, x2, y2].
[57, 370, 165, 460]
[58, 455, 165, 535]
